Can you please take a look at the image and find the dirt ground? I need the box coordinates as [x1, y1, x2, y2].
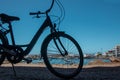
[0, 63, 120, 80]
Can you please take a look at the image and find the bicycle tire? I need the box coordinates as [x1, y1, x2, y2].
[41, 32, 83, 79]
[0, 31, 8, 65]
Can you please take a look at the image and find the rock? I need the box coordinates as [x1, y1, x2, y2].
[109, 57, 120, 62]
[3, 60, 10, 64]
[88, 60, 105, 65]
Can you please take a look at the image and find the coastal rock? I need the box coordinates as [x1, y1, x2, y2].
[88, 60, 106, 65]
[109, 57, 120, 62]
[3, 60, 10, 64]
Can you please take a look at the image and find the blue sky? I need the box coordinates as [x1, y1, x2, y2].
[0, 0, 120, 54]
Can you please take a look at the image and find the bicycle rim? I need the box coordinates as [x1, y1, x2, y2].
[42, 33, 83, 78]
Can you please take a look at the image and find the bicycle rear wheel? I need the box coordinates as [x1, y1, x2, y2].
[41, 32, 83, 78]
[0, 32, 8, 65]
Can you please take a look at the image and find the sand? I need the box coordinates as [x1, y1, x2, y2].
[0, 62, 120, 80]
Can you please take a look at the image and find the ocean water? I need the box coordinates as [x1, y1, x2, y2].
[32, 58, 110, 65]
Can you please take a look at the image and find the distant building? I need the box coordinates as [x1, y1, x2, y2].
[84, 54, 95, 58]
[106, 50, 115, 57]
[115, 45, 120, 57]
[106, 45, 120, 57]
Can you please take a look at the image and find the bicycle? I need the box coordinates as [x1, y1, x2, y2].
[0, 0, 83, 79]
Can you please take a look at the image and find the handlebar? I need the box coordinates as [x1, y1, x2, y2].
[29, 0, 55, 16]
[29, 11, 44, 15]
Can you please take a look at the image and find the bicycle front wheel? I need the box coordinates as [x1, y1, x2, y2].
[41, 32, 83, 78]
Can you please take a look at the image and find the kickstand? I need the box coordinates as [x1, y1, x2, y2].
[11, 63, 17, 77]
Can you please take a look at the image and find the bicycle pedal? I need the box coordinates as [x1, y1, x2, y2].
[23, 58, 32, 64]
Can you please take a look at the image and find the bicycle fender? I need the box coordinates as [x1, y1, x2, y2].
[50, 31, 65, 37]
[41, 31, 65, 57]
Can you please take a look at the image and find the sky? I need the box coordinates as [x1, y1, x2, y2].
[0, 0, 120, 54]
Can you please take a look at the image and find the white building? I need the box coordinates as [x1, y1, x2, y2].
[115, 45, 120, 57]
[106, 45, 120, 57]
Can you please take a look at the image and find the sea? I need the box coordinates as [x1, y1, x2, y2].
[32, 58, 110, 65]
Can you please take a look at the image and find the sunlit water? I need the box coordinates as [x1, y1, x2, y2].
[32, 58, 110, 65]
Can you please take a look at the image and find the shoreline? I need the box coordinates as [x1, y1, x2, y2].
[1, 61, 120, 68]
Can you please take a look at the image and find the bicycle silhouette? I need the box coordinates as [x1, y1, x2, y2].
[0, 0, 83, 79]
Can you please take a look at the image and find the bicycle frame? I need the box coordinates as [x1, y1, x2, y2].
[8, 14, 55, 56]
[25, 14, 56, 55]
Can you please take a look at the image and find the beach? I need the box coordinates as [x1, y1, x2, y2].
[0, 62, 120, 80]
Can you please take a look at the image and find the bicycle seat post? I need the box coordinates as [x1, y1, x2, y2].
[8, 22, 16, 45]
